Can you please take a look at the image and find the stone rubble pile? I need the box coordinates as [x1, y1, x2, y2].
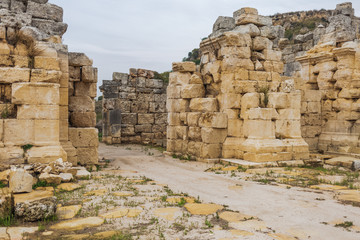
[100, 69, 167, 146]
[0, 158, 91, 222]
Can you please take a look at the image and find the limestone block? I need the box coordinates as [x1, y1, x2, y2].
[146, 79, 163, 89]
[34, 56, 60, 71]
[233, 7, 258, 17]
[175, 126, 188, 140]
[4, 120, 34, 146]
[235, 14, 272, 27]
[81, 66, 97, 83]
[187, 112, 201, 126]
[221, 93, 241, 109]
[167, 126, 177, 140]
[169, 72, 191, 85]
[222, 57, 254, 71]
[253, 37, 272, 51]
[264, 50, 282, 61]
[166, 99, 189, 112]
[188, 141, 203, 157]
[288, 91, 301, 109]
[112, 72, 128, 83]
[233, 24, 260, 38]
[245, 108, 279, 120]
[222, 137, 245, 159]
[74, 82, 97, 98]
[275, 120, 302, 139]
[201, 128, 227, 144]
[27, 1, 63, 22]
[198, 113, 228, 129]
[68, 52, 93, 67]
[138, 114, 155, 124]
[77, 147, 98, 165]
[333, 69, 353, 81]
[31, 69, 61, 83]
[307, 102, 321, 113]
[17, 105, 59, 120]
[181, 84, 205, 99]
[172, 62, 196, 72]
[189, 98, 218, 112]
[241, 93, 259, 111]
[59, 87, 68, 106]
[263, 61, 284, 73]
[12, 83, 59, 105]
[70, 112, 96, 128]
[201, 143, 222, 159]
[332, 98, 352, 111]
[0, 67, 30, 83]
[155, 113, 167, 125]
[69, 128, 98, 148]
[0, 147, 24, 164]
[228, 119, 243, 137]
[69, 66, 80, 80]
[0, 42, 10, 55]
[189, 74, 203, 84]
[303, 90, 322, 102]
[34, 120, 59, 146]
[0, 55, 15, 67]
[9, 170, 34, 193]
[338, 88, 360, 99]
[244, 120, 275, 139]
[188, 127, 201, 141]
[268, 93, 287, 109]
[166, 139, 176, 152]
[278, 109, 301, 120]
[249, 71, 271, 81]
[168, 113, 181, 126]
[27, 146, 67, 164]
[222, 32, 252, 48]
[69, 96, 95, 112]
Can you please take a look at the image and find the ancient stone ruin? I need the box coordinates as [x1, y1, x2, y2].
[0, 0, 98, 167]
[100, 69, 167, 146]
[167, 8, 309, 162]
[0, 0, 98, 223]
[166, 3, 360, 163]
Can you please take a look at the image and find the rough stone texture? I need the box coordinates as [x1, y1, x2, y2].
[9, 169, 34, 193]
[100, 69, 167, 146]
[50, 217, 104, 231]
[0, 188, 13, 219]
[14, 190, 56, 222]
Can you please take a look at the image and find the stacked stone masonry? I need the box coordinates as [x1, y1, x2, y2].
[0, 0, 98, 167]
[167, 8, 310, 163]
[100, 69, 167, 146]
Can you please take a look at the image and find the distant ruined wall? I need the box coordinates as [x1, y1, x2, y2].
[0, 0, 98, 167]
[100, 69, 167, 146]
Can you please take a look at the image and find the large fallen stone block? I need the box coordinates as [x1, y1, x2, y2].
[69, 128, 98, 148]
[14, 189, 56, 222]
[27, 146, 67, 164]
[9, 169, 34, 193]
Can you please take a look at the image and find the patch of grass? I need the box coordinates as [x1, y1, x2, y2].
[0, 214, 15, 227]
[205, 217, 213, 229]
[22, 144, 33, 152]
[335, 221, 353, 229]
[0, 182, 7, 188]
[237, 166, 247, 172]
[32, 180, 58, 190]
[177, 197, 187, 207]
[107, 232, 133, 240]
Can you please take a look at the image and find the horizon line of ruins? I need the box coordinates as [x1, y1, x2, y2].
[0, 1, 360, 166]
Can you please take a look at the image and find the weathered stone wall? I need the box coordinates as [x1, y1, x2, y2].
[0, 0, 98, 167]
[167, 8, 309, 163]
[100, 69, 167, 146]
[68, 53, 98, 165]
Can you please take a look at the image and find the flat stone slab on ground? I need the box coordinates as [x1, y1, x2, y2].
[50, 217, 104, 231]
[184, 203, 224, 215]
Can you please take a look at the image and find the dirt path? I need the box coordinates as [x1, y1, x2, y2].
[99, 143, 360, 240]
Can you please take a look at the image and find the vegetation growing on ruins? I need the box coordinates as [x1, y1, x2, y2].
[284, 17, 328, 40]
[182, 48, 201, 65]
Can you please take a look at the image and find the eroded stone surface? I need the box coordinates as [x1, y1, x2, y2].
[50, 217, 104, 231]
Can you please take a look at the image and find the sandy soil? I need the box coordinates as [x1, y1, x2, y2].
[99, 143, 360, 240]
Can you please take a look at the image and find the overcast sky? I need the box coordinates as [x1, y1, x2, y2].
[51, 0, 360, 97]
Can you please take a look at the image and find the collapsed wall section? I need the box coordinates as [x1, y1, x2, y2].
[167, 8, 309, 163]
[100, 69, 167, 146]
